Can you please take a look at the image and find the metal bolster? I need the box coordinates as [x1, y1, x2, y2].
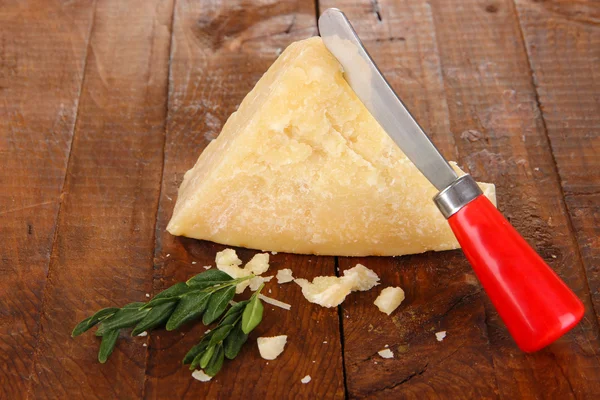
[434, 174, 482, 219]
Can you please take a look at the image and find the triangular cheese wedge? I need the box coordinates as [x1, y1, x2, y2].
[167, 37, 495, 256]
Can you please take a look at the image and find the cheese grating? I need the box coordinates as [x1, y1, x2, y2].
[167, 37, 496, 256]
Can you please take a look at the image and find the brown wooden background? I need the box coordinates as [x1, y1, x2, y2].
[1, 0, 599, 399]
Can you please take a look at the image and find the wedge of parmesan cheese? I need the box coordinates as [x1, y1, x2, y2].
[167, 37, 496, 256]
[295, 264, 379, 307]
[257, 335, 288, 360]
[374, 287, 405, 315]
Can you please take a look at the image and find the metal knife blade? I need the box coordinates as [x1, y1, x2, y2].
[318, 8, 457, 191]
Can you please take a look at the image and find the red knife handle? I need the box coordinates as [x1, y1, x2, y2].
[447, 194, 584, 352]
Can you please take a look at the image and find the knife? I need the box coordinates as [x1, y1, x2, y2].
[318, 8, 584, 352]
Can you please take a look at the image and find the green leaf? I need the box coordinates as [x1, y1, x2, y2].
[199, 345, 216, 369]
[98, 329, 120, 363]
[72, 307, 119, 337]
[241, 294, 263, 334]
[123, 302, 146, 309]
[165, 291, 211, 331]
[202, 286, 236, 325]
[154, 282, 190, 299]
[132, 301, 177, 336]
[204, 344, 225, 377]
[224, 324, 248, 360]
[219, 301, 248, 327]
[186, 270, 233, 288]
[183, 335, 212, 366]
[208, 324, 233, 347]
[96, 306, 150, 336]
[143, 283, 191, 308]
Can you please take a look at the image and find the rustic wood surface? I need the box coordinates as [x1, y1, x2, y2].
[1, 0, 598, 399]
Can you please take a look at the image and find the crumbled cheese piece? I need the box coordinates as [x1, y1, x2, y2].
[384, 344, 389, 348]
[323, 341, 327, 344]
[145, 293, 150, 298]
[272, 251, 278, 255]
[295, 276, 353, 308]
[374, 287, 405, 315]
[137, 331, 148, 337]
[245, 253, 270, 275]
[258, 294, 291, 310]
[257, 335, 288, 360]
[142, 343, 147, 347]
[294, 265, 379, 308]
[301, 375, 311, 384]
[215, 248, 242, 268]
[192, 261, 197, 264]
[249, 275, 274, 291]
[276, 268, 294, 284]
[378, 349, 394, 359]
[203, 265, 212, 270]
[191, 369, 212, 382]
[436, 331, 447, 342]
[166, 254, 170, 257]
[343, 264, 380, 291]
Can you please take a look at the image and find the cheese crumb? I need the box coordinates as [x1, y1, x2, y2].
[295, 276, 353, 308]
[143, 343, 147, 347]
[276, 268, 294, 284]
[249, 275, 274, 291]
[257, 335, 288, 360]
[192, 261, 197, 264]
[145, 293, 150, 298]
[343, 264, 380, 291]
[378, 349, 394, 359]
[137, 331, 148, 337]
[294, 265, 379, 308]
[203, 265, 212, 270]
[436, 331, 447, 342]
[301, 375, 311, 384]
[191, 369, 212, 382]
[215, 248, 242, 268]
[272, 251, 278, 255]
[374, 287, 405, 315]
[245, 253, 270, 275]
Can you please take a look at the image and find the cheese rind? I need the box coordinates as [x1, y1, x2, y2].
[167, 37, 496, 256]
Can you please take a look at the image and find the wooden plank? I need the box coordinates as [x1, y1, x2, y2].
[514, 0, 600, 327]
[144, 1, 345, 399]
[319, 1, 499, 398]
[0, 1, 95, 397]
[427, 0, 600, 398]
[25, 0, 174, 398]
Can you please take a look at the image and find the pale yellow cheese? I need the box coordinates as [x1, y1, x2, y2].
[167, 37, 496, 256]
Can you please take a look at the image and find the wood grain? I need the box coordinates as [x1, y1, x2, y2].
[24, 0, 174, 398]
[427, 0, 600, 398]
[0, 1, 95, 397]
[144, 1, 344, 399]
[514, 0, 600, 327]
[319, 1, 499, 398]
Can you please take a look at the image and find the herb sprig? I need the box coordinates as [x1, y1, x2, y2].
[183, 284, 265, 376]
[72, 270, 253, 363]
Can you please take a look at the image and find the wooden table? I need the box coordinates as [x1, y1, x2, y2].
[2, 0, 599, 398]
